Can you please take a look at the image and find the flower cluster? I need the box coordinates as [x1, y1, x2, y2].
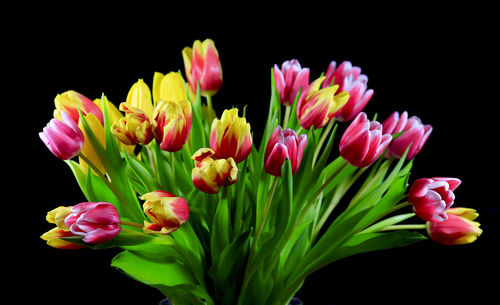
[39, 38, 482, 305]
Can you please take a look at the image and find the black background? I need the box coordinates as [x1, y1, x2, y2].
[11, 6, 498, 305]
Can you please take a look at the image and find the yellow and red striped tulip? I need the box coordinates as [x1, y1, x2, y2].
[142, 191, 189, 235]
[191, 148, 238, 194]
[426, 208, 482, 245]
[210, 108, 252, 163]
[152, 99, 192, 152]
[182, 39, 223, 97]
[41, 206, 85, 249]
[296, 77, 349, 129]
[54, 90, 103, 124]
[111, 103, 153, 146]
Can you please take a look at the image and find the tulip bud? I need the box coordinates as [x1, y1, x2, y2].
[41, 205, 85, 249]
[40, 228, 86, 250]
[142, 190, 189, 234]
[39, 110, 85, 160]
[64, 202, 122, 244]
[210, 108, 252, 163]
[264, 126, 307, 177]
[426, 207, 482, 245]
[192, 148, 238, 194]
[182, 38, 223, 96]
[273, 59, 310, 106]
[408, 177, 461, 223]
[126, 79, 154, 119]
[54, 90, 103, 124]
[296, 77, 349, 130]
[111, 103, 153, 146]
[339, 112, 392, 168]
[323, 61, 374, 122]
[152, 71, 192, 105]
[382, 111, 433, 160]
[152, 99, 192, 152]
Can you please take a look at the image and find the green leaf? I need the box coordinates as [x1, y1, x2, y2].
[123, 150, 161, 193]
[359, 213, 416, 234]
[208, 231, 251, 305]
[111, 249, 198, 288]
[65, 160, 90, 199]
[210, 188, 231, 263]
[84, 168, 120, 206]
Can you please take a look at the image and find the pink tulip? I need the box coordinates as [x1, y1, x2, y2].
[264, 126, 307, 177]
[382, 111, 432, 160]
[64, 202, 121, 244]
[323, 61, 374, 122]
[339, 112, 392, 168]
[408, 177, 461, 223]
[273, 59, 310, 106]
[39, 110, 85, 160]
[427, 208, 482, 245]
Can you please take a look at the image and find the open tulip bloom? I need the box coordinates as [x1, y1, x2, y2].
[39, 39, 482, 305]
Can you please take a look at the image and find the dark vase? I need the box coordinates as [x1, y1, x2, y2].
[159, 297, 303, 305]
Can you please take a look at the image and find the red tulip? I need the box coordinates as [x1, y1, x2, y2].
[382, 111, 432, 160]
[408, 177, 461, 223]
[273, 59, 310, 106]
[64, 202, 122, 244]
[323, 61, 373, 122]
[264, 126, 307, 177]
[339, 112, 391, 168]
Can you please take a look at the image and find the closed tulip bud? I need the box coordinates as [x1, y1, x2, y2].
[40, 228, 86, 250]
[39, 110, 85, 160]
[192, 148, 238, 194]
[210, 108, 252, 163]
[273, 59, 310, 106]
[296, 77, 349, 130]
[41, 205, 85, 249]
[152, 99, 192, 152]
[182, 39, 222, 96]
[264, 126, 307, 177]
[64, 202, 122, 244]
[54, 90, 103, 124]
[126, 79, 154, 119]
[339, 112, 392, 168]
[426, 207, 482, 245]
[382, 111, 433, 160]
[323, 61, 374, 122]
[408, 177, 461, 223]
[142, 190, 189, 234]
[111, 103, 153, 146]
[152, 71, 193, 105]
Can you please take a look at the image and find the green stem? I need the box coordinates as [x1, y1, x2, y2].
[146, 144, 157, 178]
[170, 151, 177, 189]
[239, 176, 279, 304]
[120, 220, 144, 229]
[283, 105, 291, 129]
[378, 224, 427, 231]
[312, 119, 335, 168]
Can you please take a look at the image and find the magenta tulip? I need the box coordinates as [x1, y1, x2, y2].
[382, 111, 432, 160]
[273, 59, 310, 106]
[39, 110, 84, 160]
[264, 126, 307, 177]
[323, 61, 374, 122]
[408, 177, 461, 223]
[339, 112, 392, 168]
[64, 202, 121, 244]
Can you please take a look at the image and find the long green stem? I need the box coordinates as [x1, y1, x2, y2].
[170, 151, 177, 189]
[283, 105, 291, 129]
[239, 176, 279, 304]
[378, 224, 426, 231]
[120, 220, 144, 229]
[312, 119, 335, 168]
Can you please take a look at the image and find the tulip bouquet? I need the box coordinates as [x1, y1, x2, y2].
[39, 39, 482, 305]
